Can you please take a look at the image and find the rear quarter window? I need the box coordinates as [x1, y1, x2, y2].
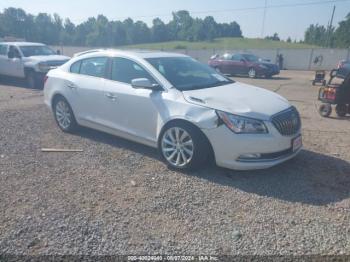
[70, 61, 81, 74]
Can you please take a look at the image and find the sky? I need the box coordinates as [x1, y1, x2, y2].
[1, 0, 350, 40]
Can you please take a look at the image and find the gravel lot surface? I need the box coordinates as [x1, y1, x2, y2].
[0, 71, 349, 256]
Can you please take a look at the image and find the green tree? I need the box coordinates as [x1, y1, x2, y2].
[303, 24, 333, 47]
[335, 13, 350, 48]
[61, 19, 76, 45]
[202, 16, 218, 41]
[151, 18, 168, 42]
[265, 33, 280, 41]
[172, 10, 194, 41]
[0, 8, 244, 46]
[0, 8, 28, 38]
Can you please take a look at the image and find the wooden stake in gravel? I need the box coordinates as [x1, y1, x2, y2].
[41, 148, 83, 153]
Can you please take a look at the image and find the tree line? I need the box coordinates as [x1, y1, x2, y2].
[0, 8, 242, 46]
[304, 13, 350, 48]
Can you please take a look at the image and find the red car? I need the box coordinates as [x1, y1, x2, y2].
[208, 53, 280, 79]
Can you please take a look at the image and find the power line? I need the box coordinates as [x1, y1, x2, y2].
[1, 0, 349, 23]
[326, 5, 336, 47]
[261, 0, 268, 38]
[106, 0, 350, 21]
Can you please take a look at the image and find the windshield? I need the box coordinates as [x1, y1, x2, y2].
[242, 54, 260, 62]
[19, 45, 56, 57]
[146, 57, 233, 91]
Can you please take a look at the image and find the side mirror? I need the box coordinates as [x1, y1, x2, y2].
[56, 50, 61, 55]
[131, 78, 161, 90]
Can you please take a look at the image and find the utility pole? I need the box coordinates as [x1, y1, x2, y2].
[261, 0, 267, 38]
[326, 5, 336, 47]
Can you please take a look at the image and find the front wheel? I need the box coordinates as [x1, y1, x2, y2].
[248, 68, 256, 78]
[159, 122, 210, 170]
[53, 96, 78, 132]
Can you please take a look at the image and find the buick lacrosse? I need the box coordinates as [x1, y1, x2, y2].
[44, 50, 302, 170]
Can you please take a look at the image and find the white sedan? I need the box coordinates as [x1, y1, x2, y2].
[44, 50, 302, 170]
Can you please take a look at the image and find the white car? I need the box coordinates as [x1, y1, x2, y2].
[0, 42, 70, 88]
[44, 50, 302, 170]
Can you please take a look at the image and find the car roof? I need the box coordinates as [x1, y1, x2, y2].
[0, 42, 46, 46]
[75, 49, 189, 59]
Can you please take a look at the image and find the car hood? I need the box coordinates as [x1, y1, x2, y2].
[25, 55, 70, 63]
[182, 82, 291, 120]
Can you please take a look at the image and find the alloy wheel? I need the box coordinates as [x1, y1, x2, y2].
[55, 100, 72, 130]
[161, 127, 194, 167]
[248, 68, 256, 78]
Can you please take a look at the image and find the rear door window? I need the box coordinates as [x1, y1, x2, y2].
[79, 57, 108, 78]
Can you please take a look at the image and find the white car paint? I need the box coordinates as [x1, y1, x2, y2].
[44, 50, 302, 170]
[182, 82, 290, 120]
[0, 42, 70, 79]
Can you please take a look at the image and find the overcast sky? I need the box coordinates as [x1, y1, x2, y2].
[1, 0, 350, 40]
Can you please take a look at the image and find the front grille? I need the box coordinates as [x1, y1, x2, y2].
[272, 107, 301, 136]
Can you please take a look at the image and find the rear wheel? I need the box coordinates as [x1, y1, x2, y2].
[319, 103, 332, 117]
[159, 122, 210, 171]
[53, 96, 78, 132]
[248, 68, 256, 78]
[336, 104, 347, 117]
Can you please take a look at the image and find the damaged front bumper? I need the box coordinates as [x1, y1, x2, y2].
[202, 122, 302, 170]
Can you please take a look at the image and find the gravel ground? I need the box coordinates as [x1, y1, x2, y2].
[0, 71, 349, 256]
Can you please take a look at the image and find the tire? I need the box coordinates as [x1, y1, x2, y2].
[318, 103, 332, 117]
[53, 96, 78, 132]
[159, 121, 210, 171]
[26, 71, 38, 89]
[265, 74, 273, 79]
[248, 68, 256, 78]
[335, 104, 347, 117]
[323, 80, 327, 86]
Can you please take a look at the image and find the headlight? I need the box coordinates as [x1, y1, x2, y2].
[38, 62, 51, 72]
[216, 111, 268, 134]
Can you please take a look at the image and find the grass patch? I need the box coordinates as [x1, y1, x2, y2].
[122, 37, 317, 50]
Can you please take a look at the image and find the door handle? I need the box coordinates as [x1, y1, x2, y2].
[105, 93, 117, 100]
[67, 82, 77, 89]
